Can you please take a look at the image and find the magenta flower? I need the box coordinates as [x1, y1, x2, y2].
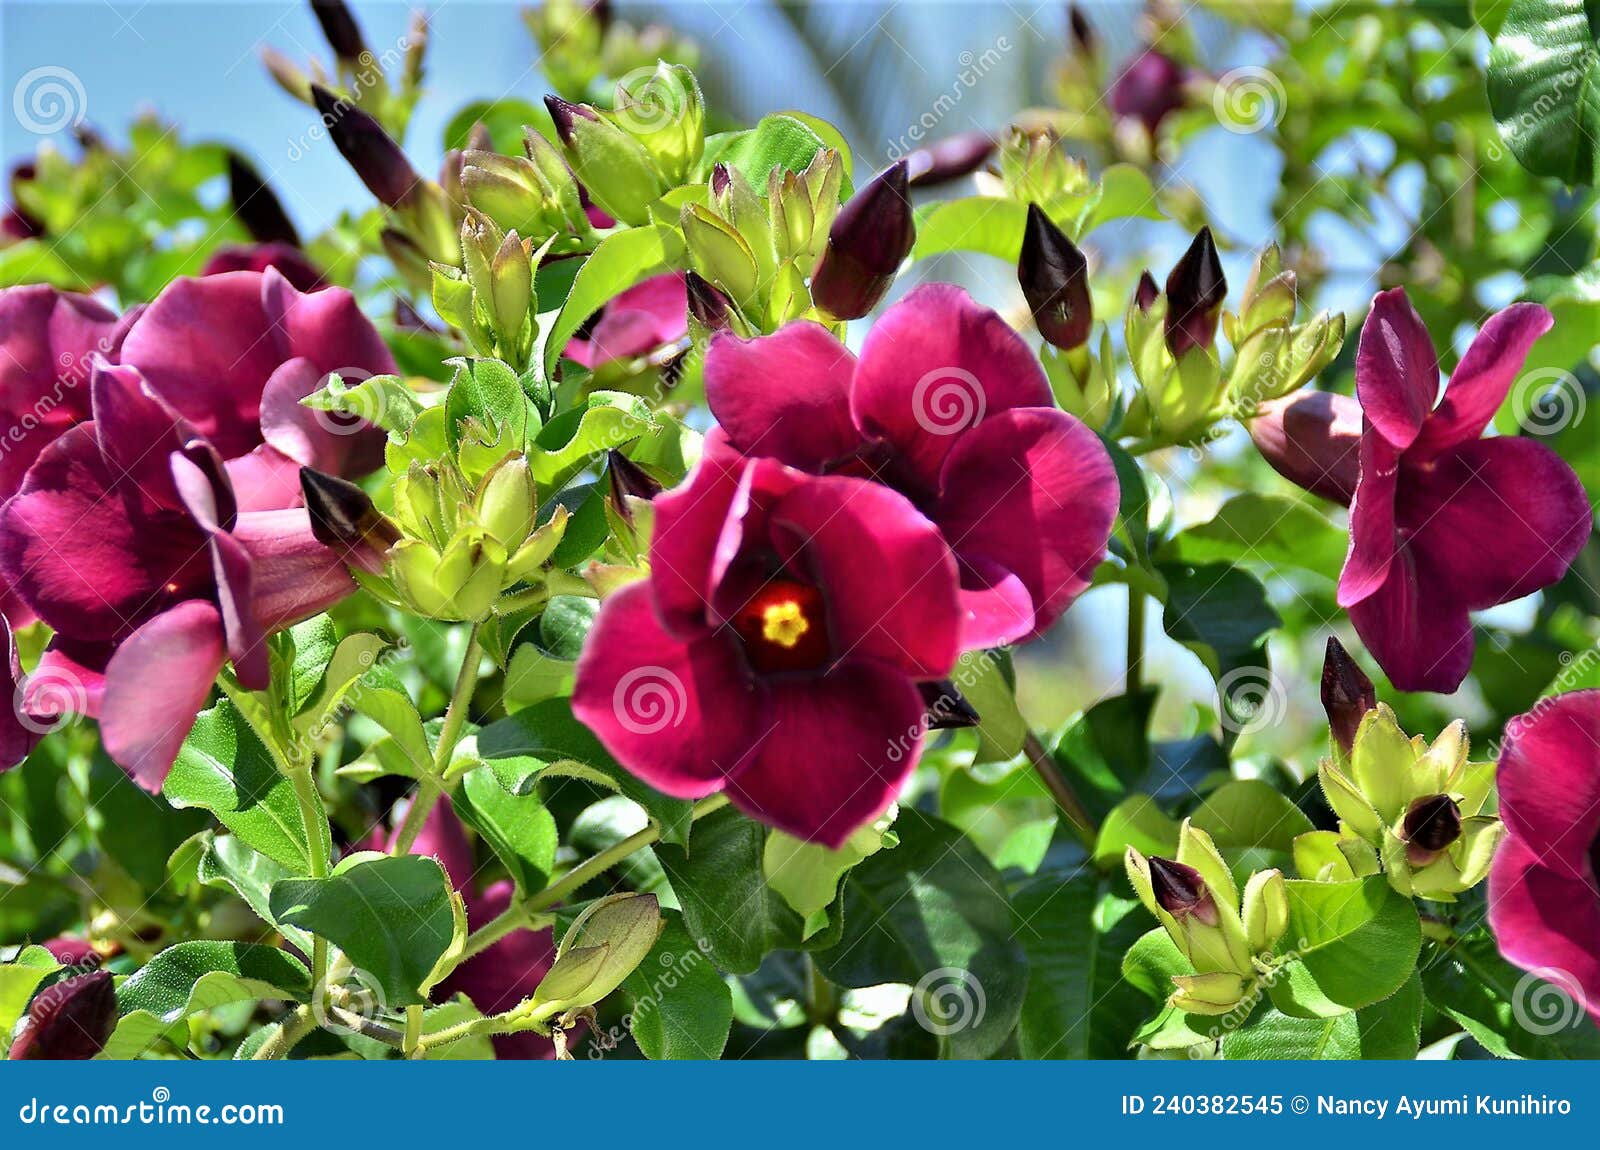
[573, 444, 963, 847]
[116, 268, 392, 511]
[201, 242, 326, 293]
[1109, 47, 1188, 135]
[703, 284, 1119, 649]
[379, 801, 558, 1059]
[0, 361, 355, 785]
[1336, 288, 1590, 692]
[0, 286, 129, 622]
[1489, 690, 1600, 1027]
[564, 273, 687, 371]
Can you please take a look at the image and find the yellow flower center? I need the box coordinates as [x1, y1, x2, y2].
[760, 600, 811, 648]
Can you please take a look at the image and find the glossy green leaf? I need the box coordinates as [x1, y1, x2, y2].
[699, 113, 832, 188]
[1189, 779, 1314, 853]
[1487, 0, 1600, 184]
[454, 764, 558, 895]
[543, 224, 683, 374]
[621, 908, 733, 1060]
[1221, 972, 1422, 1059]
[1268, 877, 1421, 1018]
[1169, 494, 1346, 581]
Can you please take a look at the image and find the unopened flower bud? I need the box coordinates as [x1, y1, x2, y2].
[1068, 4, 1097, 58]
[810, 161, 914, 320]
[545, 94, 665, 226]
[1134, 270, 1160, 311]
[1164, 226, 1225, 357]
[685, 270, 732, 332]
[532, 893, 662, 1019]
[312, 85, 420, 209]
[228, 153, 300, 246]
[1019, 203, 1091, 350]
[1148, 856, 1218, 925]
[606, 449, 662, 507]
[1321, 636, 1376, 757]
[8, 971, 116, 1060]
[261, 46, 313, 104]
[477, 455, 536, 552]
[300, 467, 400, 575]
[1402, 794, 1462, 858]
[311, 0, 368, 62]
[918, 680, 981, 730]
[545, 94, 597, 146]
[1241, 869, 1288, 954]
[1248, 390, 1362, 505]
[1109, 46, 1187, 136]
[906, 131, 997, 188]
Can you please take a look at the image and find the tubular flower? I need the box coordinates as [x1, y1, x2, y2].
[1259, 288, 1590, 692]
[564, 272, 688, 371]
[573, 442, 963, 847]
[703, 283, 1119, 649]
[0, 362, 355, 785]
[1489, 690, 1600, 1027]
[115, 268, 394, 512]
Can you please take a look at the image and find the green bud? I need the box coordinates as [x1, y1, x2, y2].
[996, 127, 1091, 211]
[1317, 757, 1384, 842]
[682, 202, 761, 309]
[531, 893, 662, 1018]
[611, 63, 704, 184]
[767, 148, 843, 268]
[475, 455, 536, 553]
[1240, 869, 1288, 954]
[1169, 971, 1254, 1016]
[1126, 824, 1254, 978]
[546, 95, 665, 227]
[506, 504, 569, 582]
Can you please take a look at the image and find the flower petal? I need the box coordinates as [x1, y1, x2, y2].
[1488, 836, 1600, 1027]
[22, 639, 110, 725]
[230, 508, 356, 633]
[934, 408, 1118, 644]
[1248, 391, 1362, 505]
[571, 581, 764, 796]
[1413, 302, 1553, 456]
[565, 273, 687, 369]
[1405, 436, 1591, 611]
[767, 474, 960, 679]
[100, 601, 227, 792]
[1346, 544, 1475, 693]
[1, 619, 41, 770]
[90, 360, 193, 513]
[260, 267, 396, 383]
[1355, 287, 1437, 450]
[258, 357, 385, 481]
[704, 322, 862, 471]
[953, 556, 1037, 650]
[849, 284, 1052, 493]
[647, 431, 750, 639]
[1337, 430, 1401, 608]
[225, 445, 309, 513]
[1496, 689, 1600, 884]
[724, 661, 922, 848]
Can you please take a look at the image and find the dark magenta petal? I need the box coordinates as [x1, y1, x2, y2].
[230, 508, 357, 633]
[1412, 302, 1553, 457]
[953, 556, 1036, 651]
[704, 323, 862, 471]
[90, 360, 194, 513]
[767, 474, 960, 679]
[1488, 836, 1600, 1028]
[850, 284, 1052, 493]
[571, 582, 764, 797]
[1346, 545, 1474, 693]
[22, 640, 110, 724]
[1337, 430, 1401, 608]
[565, 273, 687, 369]
[1496, 690, 1600, 884]
[1248, 391, 1362, 506]
[724, 661, 923, 848]
[0, 285, 115, 429]
[934, 408, 1119, 644]
[647, 431, 752, 639]
[1355, 287, 1437, 450]
[201, 243, 326, 293]
[226, 445, 309, 512]
[258, 357, 381, 480]
[100, 601, 227, 791]
[1405, 436, 1591, 611]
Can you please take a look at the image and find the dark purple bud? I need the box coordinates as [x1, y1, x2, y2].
[685, 271, 732, 331]
[227, 153, 300, 246]
[906, 131, 997, 188]
[393, 297, 440, 333]
[544, 95, 597, 147]
[607, 449, 663, 505]
[300, 467, 400, 574]
[7, 971, 116, 1060]
[918, 680, 981, 730]
[1134, 270, 1160, 312]
[811, 161, 914, 321]
[1402, 794, 1462, 856]
[311, 0, 368, 62]
[1320, 637, 1376, 755]
[1164, 226, 1225, 356]
[1148, 857, 1218, 925]
[1068, 5, 1096, 57]
[709, 162, 732, 197]
[311, 85, 419, 209]
[1109, 47, 1187, 135]
[1019, 203, 1091, 350]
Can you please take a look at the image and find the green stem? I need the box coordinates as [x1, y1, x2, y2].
[1022, 732, 1096, 848]
[393, 621, 484, 855]
[1126, 583, 1146, 697]
[252, 1005, 317, 1060]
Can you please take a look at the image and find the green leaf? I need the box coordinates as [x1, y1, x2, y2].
[476, 699, 694, 845]
[1221, 972, 1422, 1059]
[1093, 795, 1180, 868]
[1487, 0, 1600, 184]
[454, 764, 558, 895]
[163, 702, 328, 874]
[621, 908, 734, 1060]
[1120, 928, 1216, 1051]
[940, 763, 1057, 874]
[105, 941, 310, 1060]
[1169, 494, 1346, 581]
[349, 675, 433, 776]
[1015, 875, 1151, 1058]
[270, 855, 463, 1006]
[952, 648, 1026, 763]
[763, 811, 893, 923]
[528, 391, 656, 487]
[0, 954, 58, 1040]
[1268, 877, 1421, 1018]
[543, 224, 683, 374]
[195, 833, 311, 952]
[655, 806, 831, 974]
[445, 356, 536, 473]
[300, 372, 423, 437]
[1159, 561, 1281, 683]
[911, 197, 1028, 263]
[1423, 933, 1600, 1058]
[1189, 779, 1314, 854]
[86, 749, 207, 890]
[816, 809, 1026, 1060]
[1075, 164, 1164, 233]
[699, 113, 832, 188]
[444, 98, 553, 153]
